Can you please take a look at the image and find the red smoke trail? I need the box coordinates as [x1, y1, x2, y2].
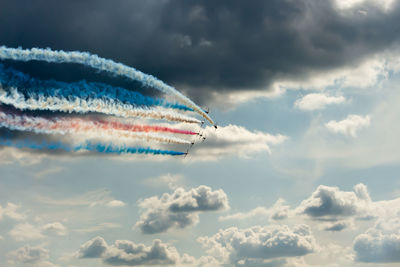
[95, 120, 198, 135]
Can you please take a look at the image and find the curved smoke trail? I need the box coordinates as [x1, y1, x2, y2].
[0, 110, 192, 145]
[0, 64, 192, 111]
[0, 87, 201, 124]
[0, 46, 214, 125]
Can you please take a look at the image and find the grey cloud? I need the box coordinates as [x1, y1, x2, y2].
[78, 237, 180, 266]
[78, 236, 108, 258]
[234, 258, 287, 267]
[323, 221, 349, 231]
[7, 245, 49, 264]
[136, 186, 229, 234]
[1, 0, 400, 104]
[354, 219, 400, 263]
[104, 239, 178, 266]
[198, 224, 317, 264]
[296, 184, 371, 220]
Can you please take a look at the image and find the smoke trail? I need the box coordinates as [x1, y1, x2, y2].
[0, 137, 185, 156]
[0, 110, 192, 145]
[0, 87, 201, 124]
[96, 120, 198, 135]
[0, 64, 192, 111]
[0, 46, 214, 125]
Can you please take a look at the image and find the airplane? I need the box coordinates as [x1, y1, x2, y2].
[183, 149, 189, 158]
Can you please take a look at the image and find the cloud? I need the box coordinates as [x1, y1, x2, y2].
[41, 222, 67, 236]
[189, 125, 286, 161]
[269, 199, 290, 221]
[325, 114, 371, 137]
[9, 221, 68, 241]
[334, 0, 396, 11]
[74, 222, 121, 233]
[106, 200, 126, 208]
[0, 147, 45, 165]
[354, 218, 400, 262]
[9, 223, 45, 242]
[2, 0, 400, 105]
[0, 202, 26, 221]
[296, 184, 371, 221]
[219, 199, 289, 222]
[104, 239, 178, 266]
[323, 221, 352, 231]
[7, 245, 52, 265]
[78, 237, 181, 266]
[219, 207, 269, 222]
[294, 93, 345, 111]
[143, 173, 184, 190]
[136, 186, 229, 234]
[198, 224, 317, 265]
[37, 188, 124, 208]
[78, 236, 108, 258]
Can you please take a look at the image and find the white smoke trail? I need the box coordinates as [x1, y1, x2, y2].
[0, 87, 201, 124]
[0, 111, 191, 145]
[0, 46, 215, 125]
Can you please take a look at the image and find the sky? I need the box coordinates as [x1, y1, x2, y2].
[1, 0, 400, 266]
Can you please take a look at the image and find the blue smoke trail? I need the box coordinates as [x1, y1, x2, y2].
[0, 137, 185, 156]
[0, 64, 192, 111]
[0, 46, 214, 124]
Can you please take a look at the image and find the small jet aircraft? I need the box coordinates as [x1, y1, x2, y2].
[183, 149, 190, 158]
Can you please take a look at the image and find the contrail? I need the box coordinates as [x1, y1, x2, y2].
[0, 64, 192, 111]
[0, 46, 215, 125]
[0, 87, 201, 124]
[0, 138, 185, 156]
[0, 110, 192, 145]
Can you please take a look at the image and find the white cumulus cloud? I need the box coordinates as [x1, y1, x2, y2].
[325, 114, 370, 137]
[198, 224, 317, 265]
[190, 124, 286, 160]
[294, 93, 345, 111]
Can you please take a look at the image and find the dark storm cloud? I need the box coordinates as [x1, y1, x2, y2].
[1, 0, 400, 103]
